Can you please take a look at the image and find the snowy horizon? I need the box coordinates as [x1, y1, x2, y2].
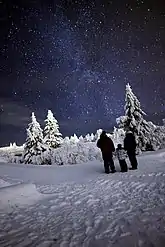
[1, 111, 165, 147]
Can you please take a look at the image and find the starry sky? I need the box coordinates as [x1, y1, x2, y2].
[0, 0, 165, 146]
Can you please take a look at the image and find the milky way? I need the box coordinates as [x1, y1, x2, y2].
[0, 0, 165, 145]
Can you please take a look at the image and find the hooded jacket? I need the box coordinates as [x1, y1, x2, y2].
[116, 147, 127, 160]
[124, 132, 137, 151]
[97, 134, 115, 155]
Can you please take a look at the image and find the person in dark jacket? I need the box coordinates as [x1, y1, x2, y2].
[124, 131, 138, 170]
[97, 130, 116, 174]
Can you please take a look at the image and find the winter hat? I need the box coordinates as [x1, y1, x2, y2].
[100, 130, 106, 137]
[117, 144, 122, 149]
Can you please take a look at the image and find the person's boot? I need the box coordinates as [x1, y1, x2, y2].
[111, 170, 116, 173]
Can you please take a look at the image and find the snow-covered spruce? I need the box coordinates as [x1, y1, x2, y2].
[152, 123, 165, 150]
[116, 83, 156, 151]
[44, 110, 63, 148]
[23, 112, 50, 165]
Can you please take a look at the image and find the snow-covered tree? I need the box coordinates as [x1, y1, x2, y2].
[151, 121, 165, 150]
[94, 129, 103, 141]
[23, 112, 49, 164]
[79, 135, 84, 142]
[162, 119, 165, 126]
[84, 133, 95, 142]
[84, 133, 91, 142]
[51, 141, 102, 165]
[63, 136, 70, 144]
[113, 127, 118, 140]
[111, 127, 125, 147]
[90, 133, 95, 142]
[9, 142, 17, 148]
[44, 110, 63, 148]
[116, 83, 154, 150]
[70, 134, 79, 144]
[13, 142, 17, 148]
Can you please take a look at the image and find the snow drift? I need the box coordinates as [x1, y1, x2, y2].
[0, 183, 48, 210]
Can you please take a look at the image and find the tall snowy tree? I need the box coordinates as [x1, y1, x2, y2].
[44, 110, 63, 148]
[23, 112, 48, 164]
[116, 83, 153, 150]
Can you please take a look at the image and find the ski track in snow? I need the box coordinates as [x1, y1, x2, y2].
[0, 177, 22, 189]
[0, 151, 165, 246]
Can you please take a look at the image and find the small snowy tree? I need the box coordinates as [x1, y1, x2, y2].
[84, 133, 91, 142]
[63, 136, 70, 144]
[162, 119, 165, 126]
[152, 121, 165, 149]
[94, 129, 103, 141]
[13, 142, 17, 148]
[116, 83, 154, 150]
[23, 112, 49, 164]
[44, 110, 63, 148]
[51, 141, 102, 165]
[112, 127, 125, 147]
[79, 135, 84, 142]
[90, 133, 95, 142]
[70, 134, 79, 144]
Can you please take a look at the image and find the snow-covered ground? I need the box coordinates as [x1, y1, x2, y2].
[0, 150, 165, 247]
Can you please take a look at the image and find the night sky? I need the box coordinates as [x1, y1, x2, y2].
[0, 0, 165, 146]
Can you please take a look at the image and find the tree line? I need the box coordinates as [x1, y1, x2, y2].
[22, 83, 165, 164]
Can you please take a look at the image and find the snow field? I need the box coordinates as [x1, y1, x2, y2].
[0, 173, 165, 247]
[0, 150, 165, 246]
